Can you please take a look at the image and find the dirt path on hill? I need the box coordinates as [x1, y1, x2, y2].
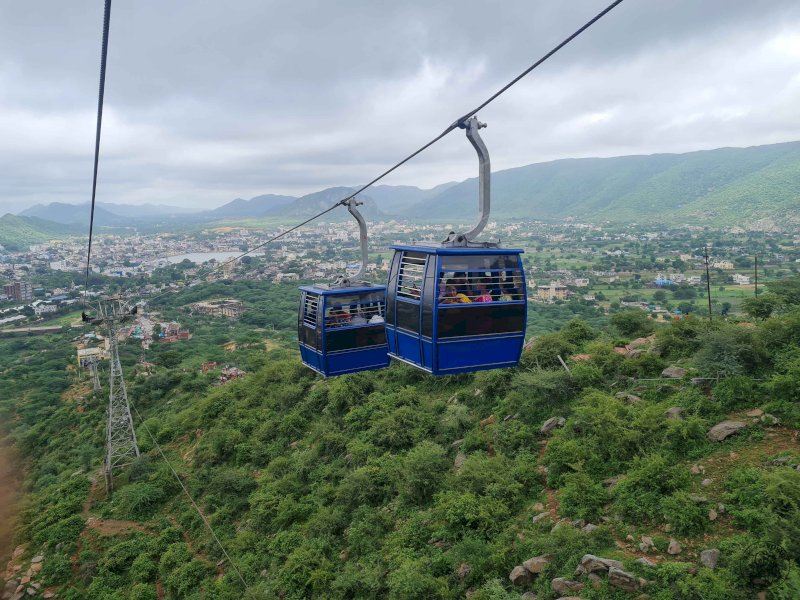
[0, 446, 21, 574]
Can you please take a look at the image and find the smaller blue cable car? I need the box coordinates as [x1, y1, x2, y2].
[298, 200, 389, 377]
[384, 116, 528, 375]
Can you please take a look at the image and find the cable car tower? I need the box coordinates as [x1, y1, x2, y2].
[88, 356, 102, 393]
[85, 297, 140, 492]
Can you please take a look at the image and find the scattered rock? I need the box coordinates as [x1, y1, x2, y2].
[523, 555, 551, 574]
[30, 556, 43, 565]
[609, 567, 641, 592]
[615, 392, 641, 404]
[639, 536, 655, 552]
[456, 562, 471, 580]
[540, 416, 566, 436]
[509, 565, 533, 586]
[551, 578, 584, 595]
[700, 548, 720, 569]
[450, 439, 464, 449]
[582, 523, 599, 534]
[29, 563, 42, 574]
[761, 414, 780, 426]
[664, 406, 684, 420]
[662, 366, 687, 379]
[718, 503, 726, 513]
[339, 549, 348, 561]
[690, 465, 704, 475]
[520, 593, 537, 600]
[571, 519, 587, 529]
[667, 540, 682, 555]
[745, 408, 763, 417]
[626, 534, 635, 542]
[708, 509, 718, 521]
[701, 478, 713, 487]
[580, 554, 624, 573]
[474, 389, 482, 396]
[688, 493, 708, 503]
[532, 502, 545, 511]
[690, 377, 706, 386]
[707, 420, 746, 442]
[602, 474, 624, 488]
[770, 456, 791, 466]
[480, 414, 496, 427]
[532, 511, 551, 524]
[454, 452, 466, 472]
[636, 557, 656, 567]
[43, 592, 56, 599]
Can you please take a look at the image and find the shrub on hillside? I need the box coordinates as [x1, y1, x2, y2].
[558, 471, 607, 522]
[661, 491, 709, 536]
[611, 309, 655, 337]
[614, 454, 691, 522]
[401, 441, 448, 504]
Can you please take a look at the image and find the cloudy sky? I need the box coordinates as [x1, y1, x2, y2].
[2, 0, 800, 213]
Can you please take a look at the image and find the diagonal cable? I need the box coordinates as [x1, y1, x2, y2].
[83, 0, 113, 311]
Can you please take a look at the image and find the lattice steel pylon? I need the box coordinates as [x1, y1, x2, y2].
[89, 297, 140, 492]
[87, 357, 102, 393]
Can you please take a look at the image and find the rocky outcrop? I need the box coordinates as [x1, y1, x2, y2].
[551, 577, 584, 595]
[700, 548, 720, 569]
[707, 420, 746, 442]
[509, 565, 532, 586]
[580, 554, 624, 573]
[664, 406, 684, 420]
[662, 366, 687, 378]
[523, 555, 551, 574]
[540, 417, 566, 436]
[608, 567, 642, 592]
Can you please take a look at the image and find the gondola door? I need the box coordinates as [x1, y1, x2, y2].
[388, 250, 429, 369]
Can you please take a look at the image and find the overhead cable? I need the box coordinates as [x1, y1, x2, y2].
[129, 402, 250, 590]
[82, 0, 113, 310]
[145, 0, 626, 299]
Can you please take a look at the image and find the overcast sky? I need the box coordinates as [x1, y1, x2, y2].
[2, 0, 800, 213]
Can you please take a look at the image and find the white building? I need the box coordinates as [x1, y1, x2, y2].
[732, 274, 751, 285]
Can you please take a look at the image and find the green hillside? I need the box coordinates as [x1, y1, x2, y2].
[2, 278, 800, 599]
[0, 214, 81, 251]
[411, 141, 800, 226]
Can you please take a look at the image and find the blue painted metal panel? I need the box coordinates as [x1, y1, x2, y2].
[297, 284, 389, 377]
[386, 247, 527, 375]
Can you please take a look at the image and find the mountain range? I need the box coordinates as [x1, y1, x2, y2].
[5, 140, 800, 250]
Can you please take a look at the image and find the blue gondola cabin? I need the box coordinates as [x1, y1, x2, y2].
[298, 284, 389, 377]
[385, 245, 527, 375]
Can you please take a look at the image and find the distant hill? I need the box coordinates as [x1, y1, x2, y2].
[366, 182, 458, 214]
[15, 141, 800, 229]
[280, 187, 385, 221]
[406, 141, 800, 226]
[20, 201, 194, 226]
[0, 214, 82, 251]
[206, 194, 296, 218]
[19, 202, 125, 227]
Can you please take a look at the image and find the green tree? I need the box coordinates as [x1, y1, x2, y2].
[611, 309, 655, 337]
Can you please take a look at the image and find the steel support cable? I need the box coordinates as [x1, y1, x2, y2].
[144, 0, 625, 304]
[338, 0, 626, 206]
[82, 0, 113, 312]
[129, 402, 250, 590]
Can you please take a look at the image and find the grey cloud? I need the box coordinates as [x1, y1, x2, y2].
[2, 0, 800, 211]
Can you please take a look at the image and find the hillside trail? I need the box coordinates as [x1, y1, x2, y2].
[0, 445, 21, 577]
[81, 474, 149, 536]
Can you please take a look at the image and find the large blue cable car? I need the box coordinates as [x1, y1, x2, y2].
[298, 199, 389, 377]
[385, 117, 528, 374]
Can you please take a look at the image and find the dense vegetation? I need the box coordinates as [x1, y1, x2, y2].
[413, 140, 800, 226]
[2, 278, 800, 599]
